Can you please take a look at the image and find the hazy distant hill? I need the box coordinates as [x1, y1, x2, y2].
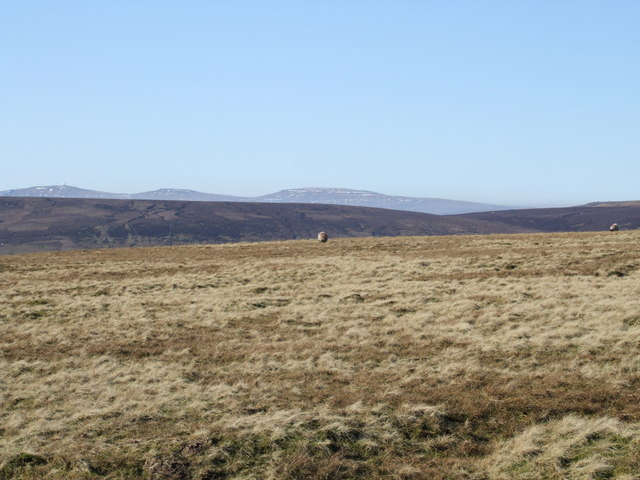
[0, 197, 525, 254]
[0, 185, 128, 199]
[253, 188, 515, 215]
[0, 185, 514, 215]
[0, 185, 242, 202]
[129, 189, 242, 202]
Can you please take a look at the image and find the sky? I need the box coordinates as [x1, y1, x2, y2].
[1, 1, 639, 207]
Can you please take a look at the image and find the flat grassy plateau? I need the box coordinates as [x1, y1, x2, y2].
[2, 231, 640, 479]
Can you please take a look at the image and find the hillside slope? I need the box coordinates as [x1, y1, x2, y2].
[0, 197, 526, 254]
[458, 204, 640, 232]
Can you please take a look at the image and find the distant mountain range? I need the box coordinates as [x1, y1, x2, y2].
[0, 185, 516, 215]
[0, 185, 239, 202]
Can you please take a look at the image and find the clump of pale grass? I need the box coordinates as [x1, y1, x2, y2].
[182, 402, 451, 479]
[481, 415, 640, 479]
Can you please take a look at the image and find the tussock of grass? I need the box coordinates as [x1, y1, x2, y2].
[1, 231, 640, 478]
[0, 453, 48, 480]
[167, 403, 452, 479]
[482, 415, 640, 479]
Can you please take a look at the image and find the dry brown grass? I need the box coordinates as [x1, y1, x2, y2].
[2, 231, 640, 479]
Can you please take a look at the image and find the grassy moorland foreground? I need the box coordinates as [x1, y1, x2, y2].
[2, 231, 640, 479]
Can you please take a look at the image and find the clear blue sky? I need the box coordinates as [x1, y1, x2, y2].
[2, 1, 638, 206]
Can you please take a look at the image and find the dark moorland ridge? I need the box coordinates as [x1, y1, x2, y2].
[1, 197, 639, 254]
[0, 197, 525, 254]
[457, 202, 640, 232]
